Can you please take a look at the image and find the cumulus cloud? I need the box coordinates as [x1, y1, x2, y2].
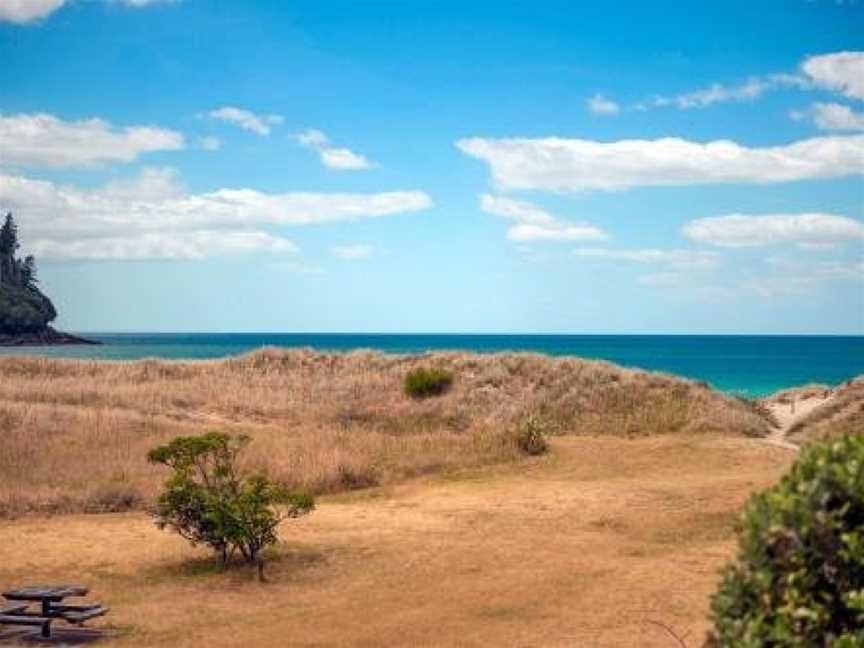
[296, 129, 373, 170]
[792, 102, 864, 131]
[0, 169, 432, 259]
[802, 52, 864, 101]
[479, 194, 607, 242]
[331, 244, 375, 260]
[0, 112, 184, 168]
[457, 135, 864, 192]
[573, 248, 719, 270]
[683, 213, 864, 248]
[30, 230, 298, 261]
[586, 94, 620, 116]
[209, 106, 284, 136]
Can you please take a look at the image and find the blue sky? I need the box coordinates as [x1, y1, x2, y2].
[0, 0, 862, 334]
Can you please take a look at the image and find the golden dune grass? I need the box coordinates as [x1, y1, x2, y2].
[0, 348, 771, 516]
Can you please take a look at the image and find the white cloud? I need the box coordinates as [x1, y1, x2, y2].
[0, 169, 433, 260]
[0, 0, 177, 23]
[30, 230, 298, 261]
[479, 194, 607, 242]
[296, 129, 373, 170]
[683, 213, 864, 248]
[640, 74, 807, 111]
[806, 102, 864, 131]
[743, 258, 863, 298]
[802, 52, 864, 101]
[0, 0, 65, 23]
[209, 106, 284, 136]
[0, 112, 184, 168]
[331, 244, 375, 260]
[573, 248, 719, 270]
[587, 94, 620, 116]
[197, 135, 222, 151]
[457, 135, 864, 192]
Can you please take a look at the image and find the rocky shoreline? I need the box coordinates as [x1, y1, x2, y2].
[0, 328, 101, 346]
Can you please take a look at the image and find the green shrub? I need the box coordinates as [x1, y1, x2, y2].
[513, 415, 549, 456]
[147, 432, 314, 575]
[404, 367, 453, 399]
[707, 433, 864, 647]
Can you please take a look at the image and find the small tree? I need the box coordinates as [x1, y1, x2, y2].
[707, 433, 864, 646]
[147, 432, 314, 579]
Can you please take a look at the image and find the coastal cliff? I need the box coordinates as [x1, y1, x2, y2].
[0, 213, 99, 346]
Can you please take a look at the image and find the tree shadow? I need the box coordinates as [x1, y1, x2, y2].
[0, 626, 114, 646]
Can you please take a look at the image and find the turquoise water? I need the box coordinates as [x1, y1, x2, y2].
[1, 333, 861, 397]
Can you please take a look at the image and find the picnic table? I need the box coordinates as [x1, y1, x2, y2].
[1, 585, 108, 638]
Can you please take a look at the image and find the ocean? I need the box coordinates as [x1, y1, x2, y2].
[0, 333, 861, 397]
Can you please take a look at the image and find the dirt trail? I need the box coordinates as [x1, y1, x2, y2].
[763, 392, 835, 450]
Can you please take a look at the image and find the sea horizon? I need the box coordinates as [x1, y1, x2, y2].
[3, 332, 862, 398]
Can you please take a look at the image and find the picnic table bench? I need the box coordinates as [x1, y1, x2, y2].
[1, 585, 108, 638]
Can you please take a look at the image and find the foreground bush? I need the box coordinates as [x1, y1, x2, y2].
[707, 434, 864, 647]
[148, 432, 314, 576]
[404, 367, 453, 398]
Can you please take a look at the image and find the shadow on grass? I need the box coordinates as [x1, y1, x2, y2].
[0, 626, 124, 646]
[140, 544, 329, 585]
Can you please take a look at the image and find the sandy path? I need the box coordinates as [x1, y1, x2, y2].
[763, 392, 834, 450]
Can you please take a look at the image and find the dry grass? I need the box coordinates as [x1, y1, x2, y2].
[785, 377, 864, 444]
[0, 434, 794, 647]
[0, 348, 770, 516]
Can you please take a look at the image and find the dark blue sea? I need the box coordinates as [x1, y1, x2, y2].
[1, 333, 861, 397]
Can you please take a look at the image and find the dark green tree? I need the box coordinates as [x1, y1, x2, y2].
[147, 432, 315, 579]
[0, 213, 58, 335]
[0, 213, 19, 256]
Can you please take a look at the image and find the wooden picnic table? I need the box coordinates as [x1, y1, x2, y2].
[1, 585, 107, 638]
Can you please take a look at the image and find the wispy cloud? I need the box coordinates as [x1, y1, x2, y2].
[331, 244, 375, 260]
[637, 74, 807, 111]
[573, 248, 719, 270]
[295, 129, 374, 170]
[209, 106, 284, 136]
[683, 213, 864, 248]
[0, 168, 433, 260]
[586, 94, 620, 116]
[30, 230, 298, 261]
[479, 194, 607, 242]
[197, 135, 222, 151]
[0, 0, 178, 24]
[0, 112, 184, 167]
[457, 135, 864, 192]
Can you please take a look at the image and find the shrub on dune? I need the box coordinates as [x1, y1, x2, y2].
[707, 433, 864, 646]
[404, 367, 454, 399]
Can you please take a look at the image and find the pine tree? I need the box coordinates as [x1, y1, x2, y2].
[0, 213, 19, 256]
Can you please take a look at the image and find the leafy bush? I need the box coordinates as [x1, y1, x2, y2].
[404, 367, 454, 399]
[513, 415, 549, 456]
[147, 432, 314, 574]
[707, 433, 864, 647]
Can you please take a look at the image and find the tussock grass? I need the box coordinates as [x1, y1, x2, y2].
[0, 348, 770, 516]
[786, 377, 864, 443]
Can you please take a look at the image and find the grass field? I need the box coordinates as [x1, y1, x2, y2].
[0, 433, 794, 647]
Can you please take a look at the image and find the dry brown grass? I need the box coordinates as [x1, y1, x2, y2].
[0, 434, 794, 647]
[0, 348, 770, 516]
